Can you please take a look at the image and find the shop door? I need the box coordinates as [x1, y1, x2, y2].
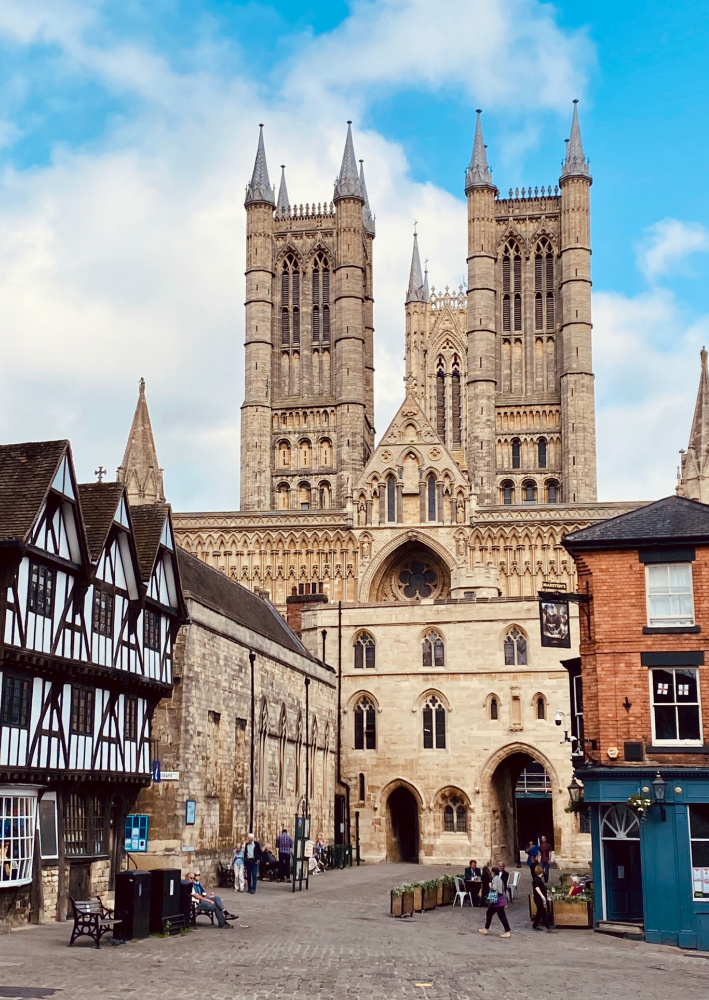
[604, 840, 643, 922]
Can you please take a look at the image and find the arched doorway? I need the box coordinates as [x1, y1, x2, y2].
[489, 751, 554, 864]
[387, 786, 419, 862]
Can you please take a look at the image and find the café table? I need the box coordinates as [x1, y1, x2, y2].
[465, 879, 482, 906]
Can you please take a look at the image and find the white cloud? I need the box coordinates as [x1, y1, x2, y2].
[637, 218, 709, 282]
[594, 287, 709, 501]
[0, 0, 594, 509]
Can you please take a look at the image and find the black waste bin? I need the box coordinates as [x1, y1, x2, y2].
[115, 870, 152, 940]
[179, 880, 193, 927]
[149, 868, 182, 933]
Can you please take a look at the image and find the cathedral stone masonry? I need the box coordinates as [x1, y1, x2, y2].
[166, 106, 648, 868]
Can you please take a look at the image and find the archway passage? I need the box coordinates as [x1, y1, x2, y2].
[387, 786, 419, 862]
[490, 752, 554, 864]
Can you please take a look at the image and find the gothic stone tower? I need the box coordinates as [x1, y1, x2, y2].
[240, 124, 375, 511]
[462, 104, 597, 506]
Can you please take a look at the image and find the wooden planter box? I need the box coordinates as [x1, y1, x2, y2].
[442, 882, 455, 905]
[422, 886, 437, 911]
[390, 891, 415, 918]
[528, 895, 592, 927]
[436, 883, 444, 906]
[413, 886, 424, 912]
[551, 900, 592, 928]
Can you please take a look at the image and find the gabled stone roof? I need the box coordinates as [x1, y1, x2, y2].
[78, 482, 126, 562]
[177, 547, 314, 659]
[0, 439, 69, 542]
[564, 495, 709, 552]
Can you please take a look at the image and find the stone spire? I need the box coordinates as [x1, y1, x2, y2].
[465, 110, 495, 193]
[359, 159, 375, 235]
[276, 164, 289, 215]
[423, 261, 430, 301]
[334, 121, 363, 202]
[406, 231, 428, 303]
[561, 100, 591, 180]
[116, 378, 165, 505]
[245, 124, 275, 207]
[678, 348, 709, 503]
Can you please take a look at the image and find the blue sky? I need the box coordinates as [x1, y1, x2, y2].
[0, 0, 707, 508]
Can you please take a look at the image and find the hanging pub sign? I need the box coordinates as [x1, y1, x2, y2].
[539, 593, 571, 648]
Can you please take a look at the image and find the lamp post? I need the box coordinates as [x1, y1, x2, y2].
[249, 650, 256, 834]
[652, 771, 667, 822]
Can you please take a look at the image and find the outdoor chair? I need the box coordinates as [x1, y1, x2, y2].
[506, 871, 521, 900]
[217, 861, 235, 889]
[453, 877, 472, 908]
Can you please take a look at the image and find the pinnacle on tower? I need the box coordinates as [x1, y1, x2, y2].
[561, 100, 591, 180]
[245, 124, 275, 207]
[406, 231, 429, 303]
[116, 378, 166, 505]
[359, 159, 375, 235]
[465, 110, 496, 193]
[276, 164, 290, 215]
[423, 261, 430, 301]
[678, 347, 709, 502]
[334, 121, 363, 202]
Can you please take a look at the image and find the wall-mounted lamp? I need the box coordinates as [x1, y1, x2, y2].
[652, 771, 667, 822]
[567, 777, 584, 808]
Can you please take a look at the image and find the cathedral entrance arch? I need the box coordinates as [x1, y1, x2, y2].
[481, 745, 558, 865]
[384, 782, 420, 862]
[365, 538, 452, 603]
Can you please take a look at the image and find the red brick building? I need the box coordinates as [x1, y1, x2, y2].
[564, 495, 709, 950]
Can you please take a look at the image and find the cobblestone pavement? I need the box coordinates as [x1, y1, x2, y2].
[1, 865, 709, 1000]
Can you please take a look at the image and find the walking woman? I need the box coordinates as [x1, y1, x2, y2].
[532, 864, 553, 931]
[478, 867, 511, 938]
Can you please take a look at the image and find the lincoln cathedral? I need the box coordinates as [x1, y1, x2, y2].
[118, 105, 652, 867]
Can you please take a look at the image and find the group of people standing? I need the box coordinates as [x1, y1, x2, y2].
[467, 835, 556, 938]
[230, 832, 265, 893]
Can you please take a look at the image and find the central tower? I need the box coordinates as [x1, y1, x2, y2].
[240, 124, 375, 511]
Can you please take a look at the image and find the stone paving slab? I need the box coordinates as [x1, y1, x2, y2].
[0, 865, 708, 999]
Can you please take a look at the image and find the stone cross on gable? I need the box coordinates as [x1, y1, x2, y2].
[95, 466, 107, 483]
[403, 374, 418, 392]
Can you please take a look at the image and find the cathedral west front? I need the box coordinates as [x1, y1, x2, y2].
[164, 106, 644, 866]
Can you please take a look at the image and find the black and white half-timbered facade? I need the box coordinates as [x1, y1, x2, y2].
[0, 440, 185, 924]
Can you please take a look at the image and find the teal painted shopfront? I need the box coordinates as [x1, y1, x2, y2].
[579, 768, 709, 951]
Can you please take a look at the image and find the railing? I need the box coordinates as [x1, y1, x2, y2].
[324, 843, 353, 870]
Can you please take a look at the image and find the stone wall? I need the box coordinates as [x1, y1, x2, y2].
[135, 591, 338, 881]
[0, 885, 32, 927]
[302, 595, 591, 868]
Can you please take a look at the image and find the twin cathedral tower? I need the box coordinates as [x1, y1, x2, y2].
[240, 104, 597, 518]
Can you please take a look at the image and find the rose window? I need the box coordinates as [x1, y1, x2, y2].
[399, 562, 437, 599]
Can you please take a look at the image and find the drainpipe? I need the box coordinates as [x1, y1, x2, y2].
[304, 677, 310, 820]
[249, 650, 255, 833]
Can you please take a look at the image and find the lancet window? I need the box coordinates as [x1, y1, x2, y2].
[312, 253, 331, 347]
[534, 238, 555, 331]
[281, 254, 300, 347]
[502, 241, 522, 334]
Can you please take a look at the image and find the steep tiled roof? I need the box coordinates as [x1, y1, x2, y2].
[0, 440, 68, 542]
[130, 504, 169, 580]
[564, 495, 709, 551]
[77, 483, 125, 562]
[177, 547, 313, 659]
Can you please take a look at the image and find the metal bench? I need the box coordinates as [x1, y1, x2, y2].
[217, 861, 235, 889]
[69, 897, 125, 948]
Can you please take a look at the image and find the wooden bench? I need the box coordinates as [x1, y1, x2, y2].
[69, 897, 124, 948]
[191, 897, 215, 926]
[217, 861, 235, 889]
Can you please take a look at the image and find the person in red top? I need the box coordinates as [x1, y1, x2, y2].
[539, 836, 552, 881]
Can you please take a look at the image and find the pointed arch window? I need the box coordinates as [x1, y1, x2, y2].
[436, 363, 446, 440]
[451, 359, 461, 447]
[295, 712, 303, 796]
[534, 239, 555, 330]
[537, 695, 546, 720]
[427, 474, 437, 521]
[354, 696, 376, 750]
[511, 439, 521, 469]
[444, 804, 454, 831]
[422, 630, 445, 668]
[513, 293, 522, 332]
[354, 632, 375, 669]
[504, 627, 528, 666]
[538, 438, 547, 468]
[281, 254, 300, 347]
[386, 475, 396, 523]
[502, 295, 511, 333]
[490, 697, 499, 720]
[423, 695, 446, 749]
[312, 253, 330, 346]
[257, 699, 268, 795]
[535, 292, 543, 331]
[456, 804, 466, 832]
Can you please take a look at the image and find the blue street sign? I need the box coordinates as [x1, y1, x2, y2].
[152, 760, 161, 782]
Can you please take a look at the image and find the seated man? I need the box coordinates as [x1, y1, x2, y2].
[464, 859, 482, 907]
[189, 872, 234, 929]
